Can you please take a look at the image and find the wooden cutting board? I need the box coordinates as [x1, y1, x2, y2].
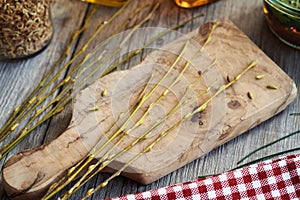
[2, 20, 297, 200]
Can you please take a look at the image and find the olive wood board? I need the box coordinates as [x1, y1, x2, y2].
[2, 20, 297, 200]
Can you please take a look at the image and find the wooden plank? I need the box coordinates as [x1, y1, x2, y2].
[0, 0, 89, 199]
[1, 19, 298, 200]
[0, 0, 299, 199]
[86, 1, 300, 199]
[0, 1, 88, 148]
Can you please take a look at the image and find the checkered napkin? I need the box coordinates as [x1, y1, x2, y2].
[109, 154, 300, 200]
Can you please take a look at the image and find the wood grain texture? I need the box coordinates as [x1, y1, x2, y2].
[0, 0, 299, 199]
[3, 19, 298, 199]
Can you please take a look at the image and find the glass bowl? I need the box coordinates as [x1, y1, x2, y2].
[263, 0, 300, 49]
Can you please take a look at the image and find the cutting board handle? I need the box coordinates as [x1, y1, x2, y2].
[2, 128, 89, 200]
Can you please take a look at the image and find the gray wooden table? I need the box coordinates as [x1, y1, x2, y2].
[0, 0, 299, 199]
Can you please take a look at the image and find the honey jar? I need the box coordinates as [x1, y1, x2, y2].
[80, 0, 217, 8]
[264, 0, 300, 49]
[174, 0, 218, 8]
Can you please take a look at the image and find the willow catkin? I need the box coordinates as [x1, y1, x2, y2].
[0, 0, 53, 59]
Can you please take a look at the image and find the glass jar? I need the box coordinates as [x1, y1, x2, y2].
[174, 0, 218, 8]
[0, 0, 53, 60]
[264, 0, 300, 49]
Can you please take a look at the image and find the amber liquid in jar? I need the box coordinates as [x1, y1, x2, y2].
[264, 0, 300, 49]
[174, 0, 218, 8]
[80, 0, 127, 7]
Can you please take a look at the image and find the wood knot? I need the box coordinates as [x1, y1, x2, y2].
[198, 22, 215, 36]
[227, 100, 241, 109]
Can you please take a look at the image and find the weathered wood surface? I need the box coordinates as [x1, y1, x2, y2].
[0, 0, 299, 199]
[2, 19, 298, 199]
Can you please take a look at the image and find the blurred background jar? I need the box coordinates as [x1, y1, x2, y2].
[174, 0, 218, 8]
[80, 0, 217, 8]
[264, 0, 300, 49]
[0, 0, 53, 60]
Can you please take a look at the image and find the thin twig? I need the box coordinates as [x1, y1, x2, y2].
[0, 2, 151, 159]
[235, 147, 300, 170]
[81, 60, 257, 199]
[237, 129, 300, 165]
[0, 8, 98, 142]
[42, 11, 204, 200]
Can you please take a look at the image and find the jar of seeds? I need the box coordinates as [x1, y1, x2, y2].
[0, 0, 53, 60]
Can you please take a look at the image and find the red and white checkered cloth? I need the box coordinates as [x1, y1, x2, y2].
[109, 154, 300, 200]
